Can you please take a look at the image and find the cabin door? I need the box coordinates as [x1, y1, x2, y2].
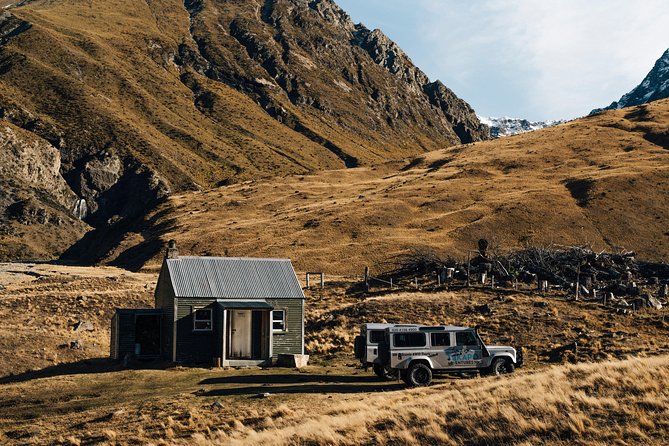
[134, 314, 161, 356]
[229, 310, 252, 359]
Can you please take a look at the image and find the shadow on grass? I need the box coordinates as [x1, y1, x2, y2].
[198, 373, 405, 396]
[0, 357, 172, 385]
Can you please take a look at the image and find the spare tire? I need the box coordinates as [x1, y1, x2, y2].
[354, 335, 365, 360]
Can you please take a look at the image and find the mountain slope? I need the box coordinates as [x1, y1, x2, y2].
[592, 48, 669, 113]
[106, 98, 669, 272]
[0, 0, 487, 261]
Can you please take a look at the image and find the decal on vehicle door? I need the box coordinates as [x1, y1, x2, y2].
[446, 348, 481, 366]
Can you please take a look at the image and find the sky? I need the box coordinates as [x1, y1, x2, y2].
[336, 0, 669, 121]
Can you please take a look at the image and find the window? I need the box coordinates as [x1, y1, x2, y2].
[272, 310, 286, 332]
[393, 332, 426, 348]
[193, 307, 212, 331]
[456, 331, 479, 346]
[431, 332, 451, 347]
[369, 330, 385, 344]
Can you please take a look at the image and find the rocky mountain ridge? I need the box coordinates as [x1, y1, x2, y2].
[592, 48, 669, 113]
[478, 116, 566, 138]
[0, 0, 487, 262]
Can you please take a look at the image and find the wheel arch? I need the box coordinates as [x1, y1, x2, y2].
[492, 353, 515, 364]
[407, 357, 434, 369]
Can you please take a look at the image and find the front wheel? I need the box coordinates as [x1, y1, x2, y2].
[373, 364, 395, 380]
[489, 357, 515, 376]
[406, 363, 432, 386]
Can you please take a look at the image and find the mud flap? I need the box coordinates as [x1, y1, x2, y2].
[516, 346, 525, 367]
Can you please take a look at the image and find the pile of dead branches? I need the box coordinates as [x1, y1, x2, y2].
[497, 245, 640, 286]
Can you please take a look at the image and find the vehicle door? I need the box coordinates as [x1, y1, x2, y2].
[366, 329, 385, 363]
[447, 331, 484, 369]
[431, 332, 455, 368]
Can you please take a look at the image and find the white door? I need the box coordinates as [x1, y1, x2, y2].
[229, 310, 252, 358]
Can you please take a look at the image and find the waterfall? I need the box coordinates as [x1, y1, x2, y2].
[73, 198, 88, 220]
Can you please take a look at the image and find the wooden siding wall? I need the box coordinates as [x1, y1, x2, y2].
[171, 298, 304, 363]
[154, 264, 176, 360]
[115, 313, 137, 359]
[267, 298, 304, 357]
[110, 314, 118, 359]
[174, 298, 219, 364]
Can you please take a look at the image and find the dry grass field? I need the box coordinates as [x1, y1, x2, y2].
[0, 263, 153, 377]
[106, 99, 669, 273]
[1, 264, 668, 444]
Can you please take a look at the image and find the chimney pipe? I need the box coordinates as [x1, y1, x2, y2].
[166, 240, 179, 259]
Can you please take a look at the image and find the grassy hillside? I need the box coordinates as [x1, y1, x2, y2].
[110, 99, 669, 272]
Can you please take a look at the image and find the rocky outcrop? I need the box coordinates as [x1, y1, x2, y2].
[186, 0, 488, 149]
[592, 48, 669, 114]
[0, 124, 88, 260]
[0, 125, 76, 209]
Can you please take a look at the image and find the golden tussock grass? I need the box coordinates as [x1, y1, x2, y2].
[181, 355, 669, 446]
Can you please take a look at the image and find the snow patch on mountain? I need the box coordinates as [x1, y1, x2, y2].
[478, 116, 566, 138]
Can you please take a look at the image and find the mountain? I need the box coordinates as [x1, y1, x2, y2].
[0, 0, 488, 261]
[592, 48, 669, 114]
[478, 116, 565, 138]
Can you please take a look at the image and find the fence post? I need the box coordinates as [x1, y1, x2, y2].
[320, 273, 325, 289]
[390, 277, 393, 289]
[306, 273, 310, 289]
[575, 264, 581, 301]
[364, 266, 369, 292]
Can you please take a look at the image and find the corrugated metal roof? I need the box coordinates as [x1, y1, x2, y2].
[165, 257, 305, 299]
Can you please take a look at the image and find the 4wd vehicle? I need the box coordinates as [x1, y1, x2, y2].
[354, 323, 409, 379]
[378, 325, 523, 386]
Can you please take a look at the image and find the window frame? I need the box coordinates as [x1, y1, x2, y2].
[392, 332, 427, 348]
[431, 332, 452, 347]
[192, 306, 213, 332]
[369, 330, 385, 345]
[455, 331, 479, 347]
[272, 309, 287, 333]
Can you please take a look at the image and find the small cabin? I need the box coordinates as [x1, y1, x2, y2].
[111, 243, 305, 366]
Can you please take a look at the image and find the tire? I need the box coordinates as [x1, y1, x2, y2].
[406, 363, 432, 387]
[373, 364, 394, 380]
[489, 357, 515, 376]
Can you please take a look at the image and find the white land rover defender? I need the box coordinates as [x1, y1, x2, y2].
[378, 325, 523, 386]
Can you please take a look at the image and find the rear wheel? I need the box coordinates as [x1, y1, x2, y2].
[373, 364, 394, 380]
[406, 363, 432, 386]
[489, 357, 515, 376]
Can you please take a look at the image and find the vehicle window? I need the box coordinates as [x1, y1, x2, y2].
[369, 330, 385, 344]
[393, 332, 426, 348]
[431, 332, 451, 346]
[456, 331, 479, 346]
